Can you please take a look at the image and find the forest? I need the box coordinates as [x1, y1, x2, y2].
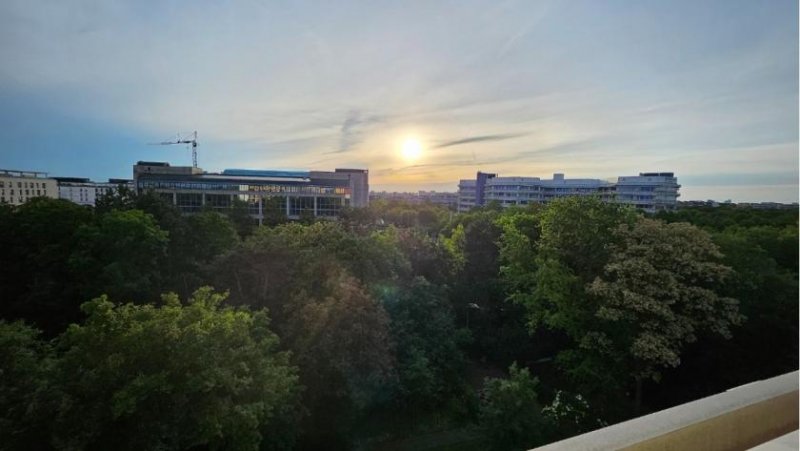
[0, 191, 797, 451]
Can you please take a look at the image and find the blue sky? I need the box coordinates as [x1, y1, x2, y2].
[0, 0, 797, 201]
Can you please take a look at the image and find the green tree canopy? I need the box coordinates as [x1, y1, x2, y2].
[479, 363, 548, 451]
[50, 288, 300, 451]
[587, 218, 743, 409]
[70, 209, 169, 302]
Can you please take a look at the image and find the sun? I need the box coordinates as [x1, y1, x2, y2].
[401, 138, 423, 162]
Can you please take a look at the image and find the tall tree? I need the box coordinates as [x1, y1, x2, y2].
[587, 218, 743, 411]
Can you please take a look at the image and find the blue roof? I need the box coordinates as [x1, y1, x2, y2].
[222, 169, 309, 178]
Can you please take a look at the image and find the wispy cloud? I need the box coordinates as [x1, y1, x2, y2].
[331, 110, 385, 154]
[433, 133, 528, 149]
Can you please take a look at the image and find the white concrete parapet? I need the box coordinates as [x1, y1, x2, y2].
[532, 371, 798, 451]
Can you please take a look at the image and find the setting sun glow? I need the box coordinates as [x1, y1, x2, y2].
[401, 138, 422, 162]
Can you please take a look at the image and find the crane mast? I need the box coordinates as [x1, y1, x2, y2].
[150, 131, 199, 168]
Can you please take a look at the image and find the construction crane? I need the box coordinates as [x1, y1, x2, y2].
[150, 131, 199, 168]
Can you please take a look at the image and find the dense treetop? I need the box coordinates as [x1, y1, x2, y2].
[0, 193, 796, 450]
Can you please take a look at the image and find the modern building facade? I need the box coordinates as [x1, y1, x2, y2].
[457, 171, 680, 213]
[614, 173, 680, 212]
[0, 169, 58, 205]
[133, 162, 368, 223]
[457, 179, 477, 212]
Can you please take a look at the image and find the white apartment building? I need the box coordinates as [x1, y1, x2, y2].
[0, 169, 58, 205]
[614, 172, 680, 212]
[484, 173, 613, 208]
[55, 178, 135, 207]
[458, 172, 680, 214]
[457, 179, 477, 212]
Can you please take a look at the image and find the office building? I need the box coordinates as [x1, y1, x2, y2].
[0, 169, 58, 205]
[458, 171, 680, 214]
[133, 162, 368, 223]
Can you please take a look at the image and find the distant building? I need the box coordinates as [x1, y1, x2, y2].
[0, 169, 58, 205]
[54, 177, 96, 206]
[732, 202, 799, 210]
[417, 191, 458, 209]
[614, 173, 681, 213]
[370, 190, 458, 209]
[54, 177, 134, 207]
[133, 161, 368, 224]
[457, 179, 477, 212]
[457, 171, 680, 214]
[370, 191, 419, 203]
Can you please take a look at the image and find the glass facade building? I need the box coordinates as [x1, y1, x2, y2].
[134, 162, 368, 223]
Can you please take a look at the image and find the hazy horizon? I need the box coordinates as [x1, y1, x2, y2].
[1, 0, 797, 202]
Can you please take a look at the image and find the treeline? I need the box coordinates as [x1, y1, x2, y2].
[0, 192, 796, 451]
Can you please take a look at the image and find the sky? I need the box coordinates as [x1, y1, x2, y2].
[0, 0, 797, 202]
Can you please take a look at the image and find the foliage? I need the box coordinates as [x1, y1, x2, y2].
[586, 218, 743, 410]
[70, 209, 169, 303]
[0, 198, 94, 335]
[382, 278, 469, 412]
[479, 363, 548, 451]
[49, 288, 299, 451]
[0, 194, 796, 449]
[656, 204, 798, 231]
[0, 321, 55, 449]
[284, 272, 393, 449]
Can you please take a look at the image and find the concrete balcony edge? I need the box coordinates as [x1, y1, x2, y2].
[531, 371, 799, 451]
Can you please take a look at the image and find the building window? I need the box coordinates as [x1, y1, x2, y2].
[205, 194, 232, 209]
[289, 196, 314, 216]
[317, 197, 342, 217]
[176, 193, 202, 212]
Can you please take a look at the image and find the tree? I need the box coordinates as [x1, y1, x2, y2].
[587, 218, 743, 411]
[500, 198, 634, 403]
[227, 198, 255, 238]
[382, 278, 469, 412]
[49, 288, 301, 451]
[70, 209, 169, 303]
[0, 321, 55, 449]
[283, 272, 393, 449]
[261, 197, 288, 227]
[0, 198, 94, 335]
[184, 210, 239, 263]
[479, 363, 548, 451]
